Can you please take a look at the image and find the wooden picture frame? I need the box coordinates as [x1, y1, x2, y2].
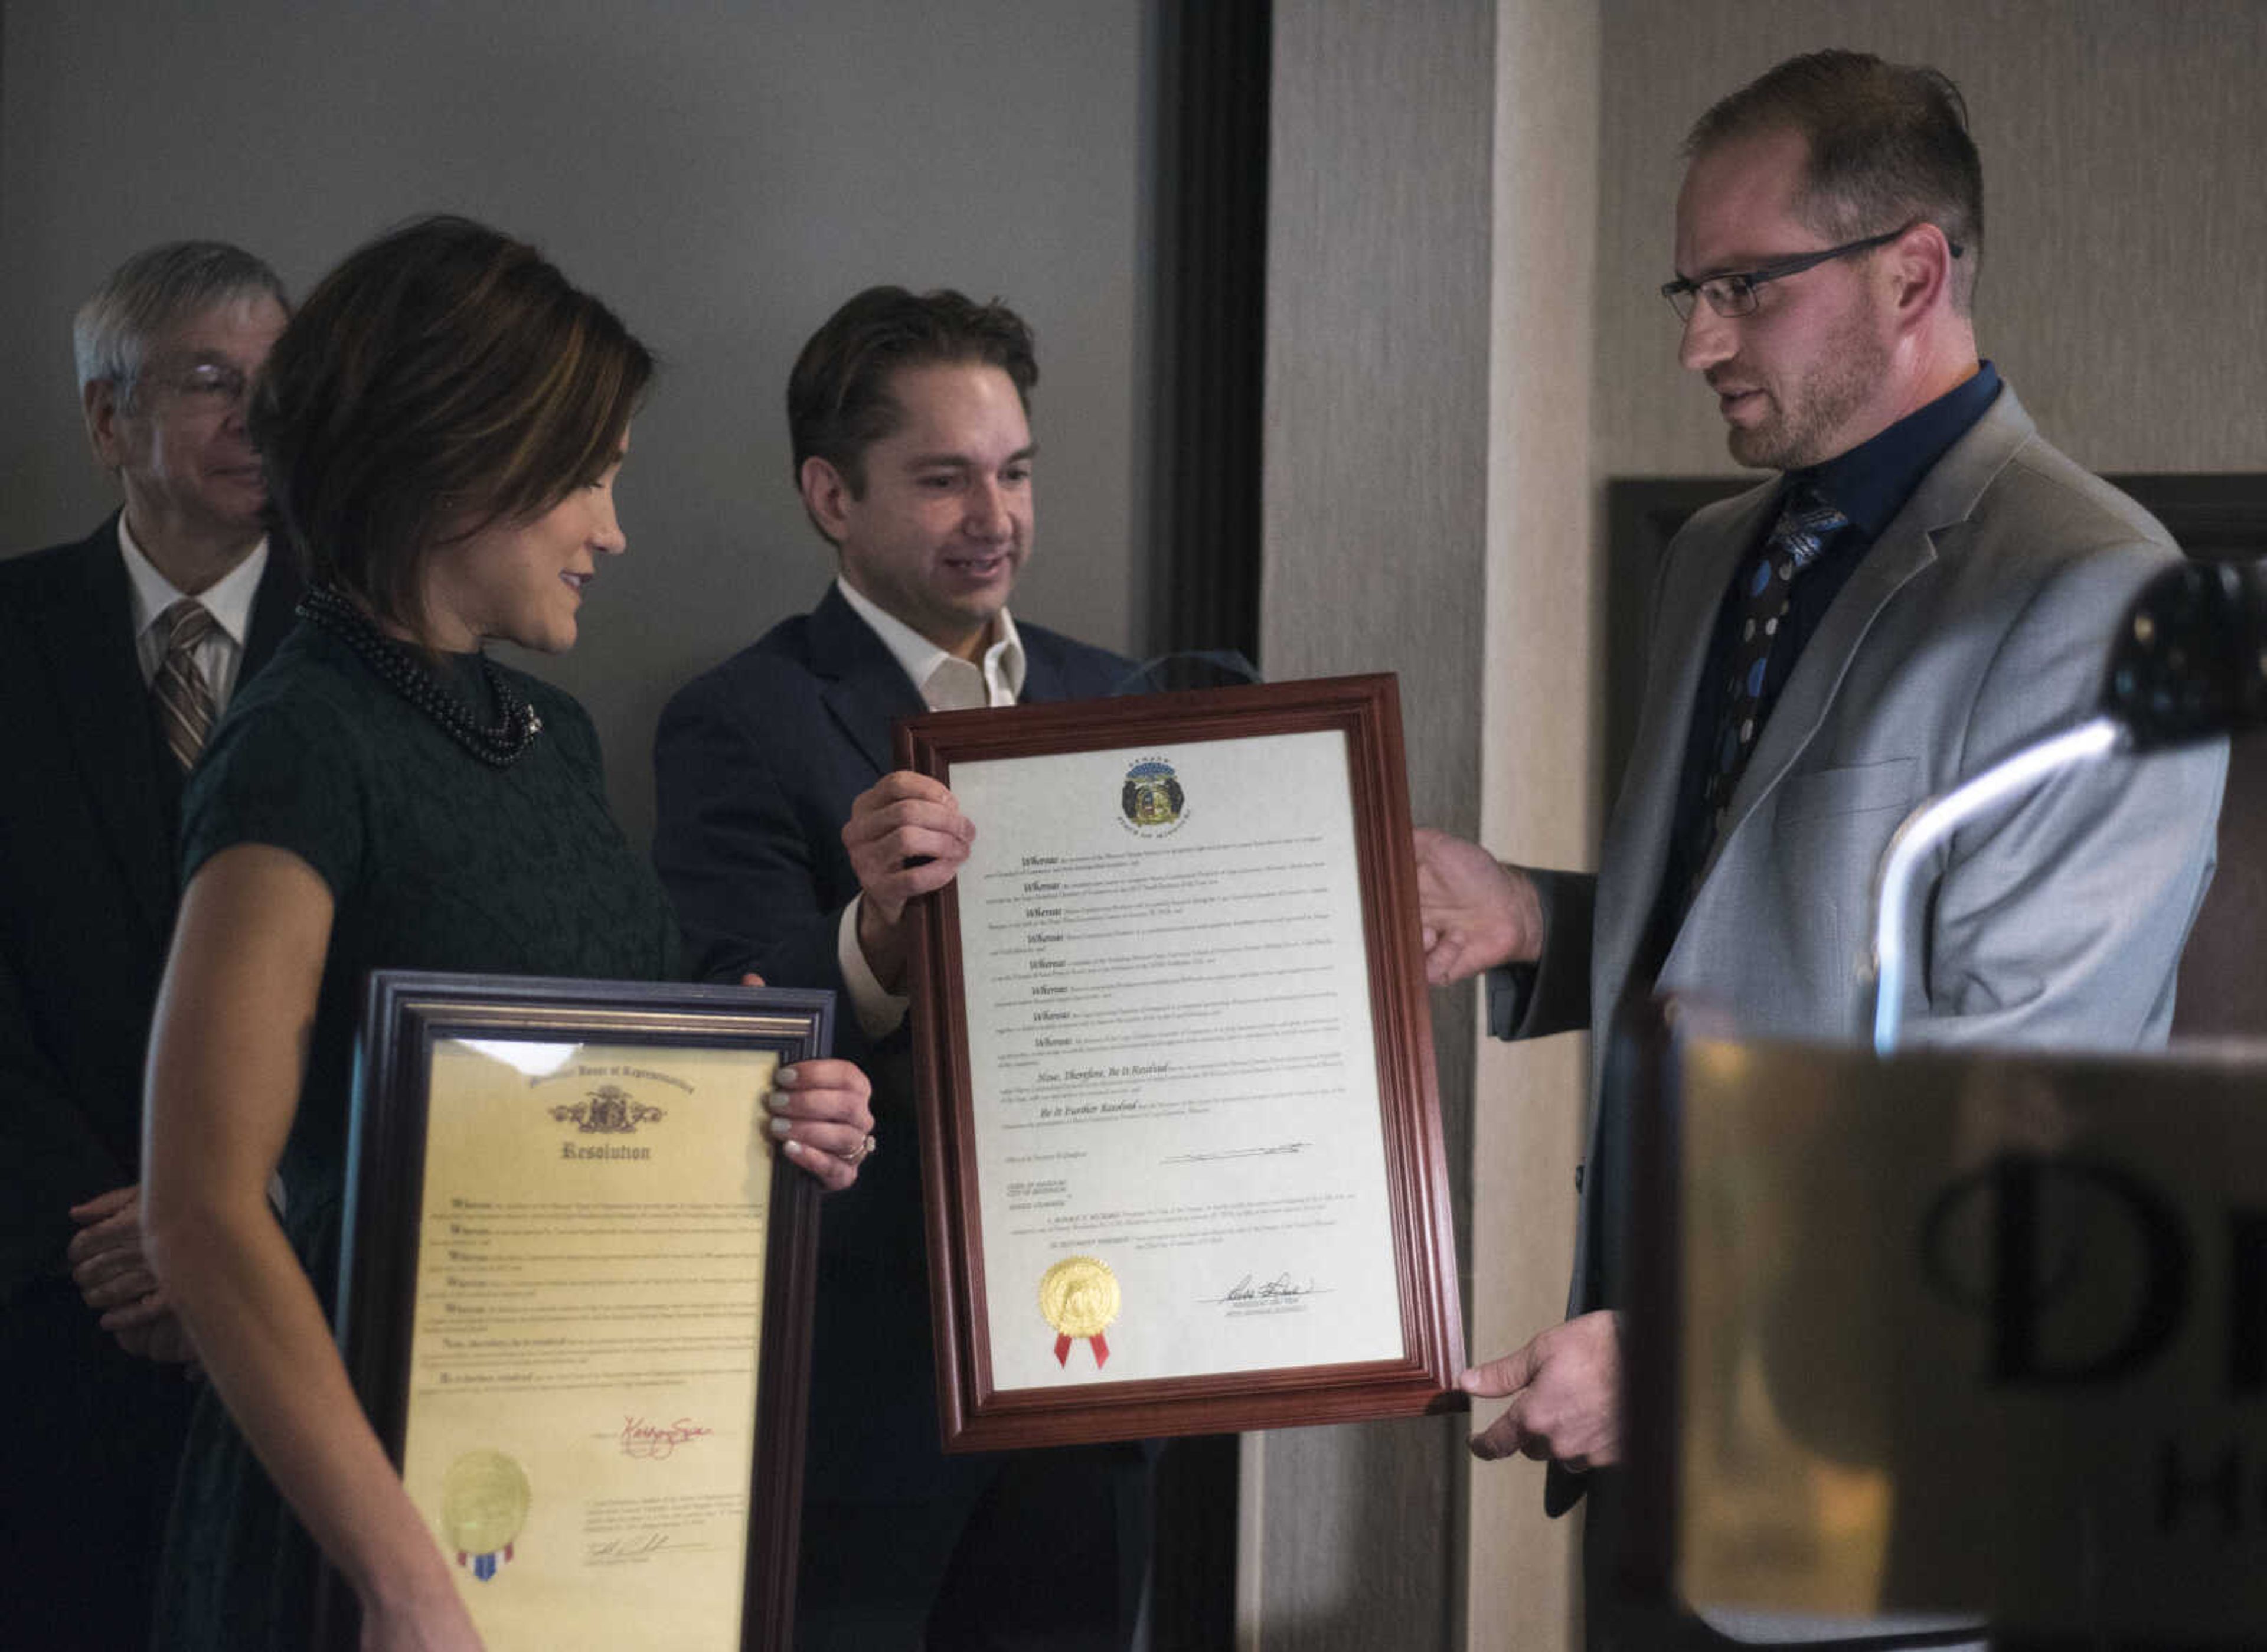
[322, 972, 831, 1651]
[896, 673, 1465, 1449]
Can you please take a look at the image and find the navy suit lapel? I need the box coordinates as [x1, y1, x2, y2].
[40, 521, 176, 935]
[806, 583, 926, 774]
[1018, 635, 1072, 706]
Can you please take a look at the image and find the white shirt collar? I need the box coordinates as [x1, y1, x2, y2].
[117, 514, 269, 648]
[834, 574, 1026, 710]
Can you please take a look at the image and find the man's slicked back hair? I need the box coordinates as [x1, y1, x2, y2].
[1685, 50, 1984, 312]
[250, 215, 652, 633]
[786, 286, 1038, 508]
[74, 240, 289, 400]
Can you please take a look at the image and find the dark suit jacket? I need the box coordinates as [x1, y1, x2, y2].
[652, 582, 1132, 1502]
[1, 517, 301, 1292]
[653, 582, 1134, 1057]
[0, 515, 300, 1650]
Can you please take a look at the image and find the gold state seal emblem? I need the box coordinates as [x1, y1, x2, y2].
[1039, 1255, 1121, 1369]
[1120, 759, 1184, 830]
[550, 1082, 665, 1134]
[440, 1449, 532, 1582]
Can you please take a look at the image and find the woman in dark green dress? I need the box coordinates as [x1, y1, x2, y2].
[141, 217, 874, 1652]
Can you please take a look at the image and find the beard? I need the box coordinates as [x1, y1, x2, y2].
[1725, 306, 1892, 471]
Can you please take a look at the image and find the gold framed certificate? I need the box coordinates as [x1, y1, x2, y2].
[322, 972, 829, 1651]
[897, 673, 1465, 1448]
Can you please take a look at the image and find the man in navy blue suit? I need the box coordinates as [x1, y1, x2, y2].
[0, 240, 296, 1652]
[653, 288, 1147, 1651]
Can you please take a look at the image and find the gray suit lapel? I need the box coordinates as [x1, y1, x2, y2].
[1693, 528, 1938, 884]
[1693, 387, 2039, 886]
[1592, 482, 1779, 1027]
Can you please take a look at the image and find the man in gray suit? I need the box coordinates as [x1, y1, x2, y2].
[1417, 50, 2224, 1647]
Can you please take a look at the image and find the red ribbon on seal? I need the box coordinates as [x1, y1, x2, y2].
[1054, 1331, 1110, 1368]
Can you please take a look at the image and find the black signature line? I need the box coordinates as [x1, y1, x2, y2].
[1161, 1142, 1314, 1165]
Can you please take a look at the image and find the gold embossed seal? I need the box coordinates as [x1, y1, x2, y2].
[1039, 1255, 1120, 1369]
[440, 1449, 531, 1582]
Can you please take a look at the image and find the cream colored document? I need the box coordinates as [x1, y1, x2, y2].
[950, 729, 1407, 1390]
[397, 1038, 779, 1648]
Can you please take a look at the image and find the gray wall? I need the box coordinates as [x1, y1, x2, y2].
[0, 0, 1155, 849]
[1596, 0, 2267, 479]
[1467, 0, 1599, 1643]
[1249, 1, 1494, 1646]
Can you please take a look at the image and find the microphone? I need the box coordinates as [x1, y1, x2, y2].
[2101, 557, 2267, 748]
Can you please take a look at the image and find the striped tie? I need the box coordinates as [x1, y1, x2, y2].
[153, 599, 219, 771]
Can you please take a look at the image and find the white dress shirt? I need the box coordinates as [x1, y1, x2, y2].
[831, 575, 1025, 1040]
[119, 516, 270, 714]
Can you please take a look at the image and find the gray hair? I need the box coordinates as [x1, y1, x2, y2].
[73, 240, 289, 398]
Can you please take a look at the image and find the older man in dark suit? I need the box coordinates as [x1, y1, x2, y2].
[654, 287, 1148, 1651]
[0, 240, 298, 1652]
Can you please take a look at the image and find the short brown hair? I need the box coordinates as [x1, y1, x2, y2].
[251, 215, 653, 631]
[786, 286, 1037, 508]
[1687, 50, 1984, 311]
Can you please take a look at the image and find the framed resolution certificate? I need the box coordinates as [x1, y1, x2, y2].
[323, 973, 831, 1651]
[898, 674, 1464, 1449]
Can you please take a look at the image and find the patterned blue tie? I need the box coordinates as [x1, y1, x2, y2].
[1698, 489, 1848, 850]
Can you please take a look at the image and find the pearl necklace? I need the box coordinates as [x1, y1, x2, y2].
[295, 584, 543, 768]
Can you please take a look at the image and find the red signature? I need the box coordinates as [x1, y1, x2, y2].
[619, 1415, 712, 1460]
